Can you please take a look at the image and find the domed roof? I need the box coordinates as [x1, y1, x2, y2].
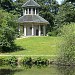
[22, 0, 41, 8]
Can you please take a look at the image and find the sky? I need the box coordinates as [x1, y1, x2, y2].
[56, 0, 64, 4]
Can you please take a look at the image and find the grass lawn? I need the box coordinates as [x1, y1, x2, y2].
[0, 36, 61, 59]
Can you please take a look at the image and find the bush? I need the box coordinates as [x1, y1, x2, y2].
[34, 57, 49, 65]
[0, 10, 18, 52]
[58, 23, 75, 65]
[0, 58, 5, 65]
[22, 57, 49, 66]
[23, 57, 33, 65]
[47, 31, 56, 36]
[0, 27, 16, 52]
[7, 56, 18, 64]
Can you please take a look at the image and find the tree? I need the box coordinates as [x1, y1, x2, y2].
[39, 0, 59, 32]
[0, 9, 18, 52]
[66, 0, 75, 3]
[1, 0, 15, 12]
[55, 1, 75, 29]
[40, 11, 55, 32]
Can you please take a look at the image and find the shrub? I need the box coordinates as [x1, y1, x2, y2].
[0, 26, 16, 52]
[34, 57, 49, 65]
[58, 23, 75, 65]
[47, 32, 55, 36]
[7, 56, 18, 64]
[0, 10, 18, 52]
[0, 58, 5, 65]
[23, 57, 33, 65]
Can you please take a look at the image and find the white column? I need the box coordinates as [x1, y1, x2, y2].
[32, 25, 34, 36]
[31, 8, 33, 15]
[35, 8, 36, 15]
[25, 9, 26, 15]
[28, 8, 29, 14]
[24, 25, 26, 36]
[39, 25, 41, 36]
[43, 25, 46, 36]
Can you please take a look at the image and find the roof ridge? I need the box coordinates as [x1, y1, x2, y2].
[22, 0, 41, 7]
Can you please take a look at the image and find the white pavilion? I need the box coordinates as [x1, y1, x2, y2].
[18, 0, 49, 36]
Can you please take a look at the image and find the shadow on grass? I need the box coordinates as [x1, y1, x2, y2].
[0, 44, 26, 53]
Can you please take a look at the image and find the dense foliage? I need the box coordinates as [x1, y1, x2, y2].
[55, 2, 75, 28]
[0, 10, 18, 52]
[58, 23, 75, 65]
[0, 0, 75, 53]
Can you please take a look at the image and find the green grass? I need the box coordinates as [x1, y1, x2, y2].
[0, 36, 61, 58]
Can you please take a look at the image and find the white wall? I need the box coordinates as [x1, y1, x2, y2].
[26, 26, 32, 36]
[26, 25, 39, 36]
